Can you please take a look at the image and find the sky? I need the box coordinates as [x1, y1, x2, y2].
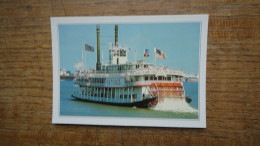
[59, 22, 200, 74]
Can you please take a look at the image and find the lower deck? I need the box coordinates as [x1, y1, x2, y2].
[72, 82, 185, 105]
[72, 86, 148, 104]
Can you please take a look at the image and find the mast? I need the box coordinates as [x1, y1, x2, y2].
[82, 49, 84, 71]
[102, 49, 103, 65]
[96, 25, 101, 71]
[154, 48, 156, 66]
[85, 47, 86, 70]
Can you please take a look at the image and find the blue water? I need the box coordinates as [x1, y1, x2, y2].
[183, 82, 199, 110]
[60, 80, 198, 119]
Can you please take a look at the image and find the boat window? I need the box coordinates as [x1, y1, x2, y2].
[154, 76, 157, 80]
[158, 76, 162, 80]
[145, 76, 148, 81]
[167, 77, 171, 81]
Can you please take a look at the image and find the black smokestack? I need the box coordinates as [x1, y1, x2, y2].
[115, 25, 118, 47]
[96, 24, 101, 71]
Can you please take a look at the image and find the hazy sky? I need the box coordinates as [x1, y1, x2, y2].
[59, 22, 200, 74]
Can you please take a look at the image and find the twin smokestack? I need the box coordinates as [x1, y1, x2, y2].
[96, 24, 118, 71]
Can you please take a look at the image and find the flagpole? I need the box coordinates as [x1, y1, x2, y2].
[154, 48, 156, 66]
[143, 49, 145, 60]
[84, 42, 87, 70]
[102, 49, 103, 65]
[133, 50, 136, 63]
[82, 49, 84, 71]
[135, 52, 137, 63]
[85, 46, 87, 71]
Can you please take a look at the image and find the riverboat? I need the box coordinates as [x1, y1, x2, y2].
[72, 25, 186, 108]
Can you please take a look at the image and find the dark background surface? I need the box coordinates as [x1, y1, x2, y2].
[0, 0, 259, 145]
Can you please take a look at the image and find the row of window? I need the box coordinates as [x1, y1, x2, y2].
[102, 64, 150, 72]
[89, 78, 105, 83]
[78, 75, 180, 83]
[87, 93, 137, 100]
[85, 87, 136, 99]
[144, 75, 181, 81]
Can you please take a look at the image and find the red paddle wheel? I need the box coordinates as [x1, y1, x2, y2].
[148, 83, 184, 102]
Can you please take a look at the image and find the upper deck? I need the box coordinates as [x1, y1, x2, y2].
[77, 65, 184, 78]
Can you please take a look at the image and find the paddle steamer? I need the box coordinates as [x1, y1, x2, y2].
[72, 25, 186, 108]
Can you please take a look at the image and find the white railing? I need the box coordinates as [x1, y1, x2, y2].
[74, 80, 183, 88]
[128, 80, 183, 86]
[76, 68, 184, 78]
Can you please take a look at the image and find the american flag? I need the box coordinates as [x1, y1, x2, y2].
[154, 48, 166, 59]
[85, 43, 94, 52]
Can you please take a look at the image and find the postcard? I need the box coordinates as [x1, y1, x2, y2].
[51, 15, 208, 128]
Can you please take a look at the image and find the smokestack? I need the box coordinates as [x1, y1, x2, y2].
[96, 24, 101, 71]
[115, 25, 118, 47]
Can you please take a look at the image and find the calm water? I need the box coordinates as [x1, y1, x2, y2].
[60, 80, 198, 119]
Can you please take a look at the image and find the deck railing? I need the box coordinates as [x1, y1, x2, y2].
[76, 68, 184, 78]
[74, 80, 183, 88]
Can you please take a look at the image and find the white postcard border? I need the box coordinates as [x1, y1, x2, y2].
[51, 15, 208, 128]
